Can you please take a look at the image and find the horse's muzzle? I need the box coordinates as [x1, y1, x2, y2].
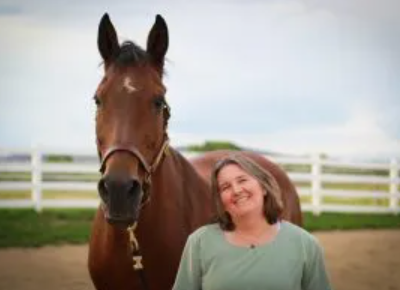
[98, 174, 143, 226]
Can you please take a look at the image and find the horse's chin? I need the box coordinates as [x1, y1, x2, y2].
[102, 205, 138, 228]
[106, 216, 136, 228]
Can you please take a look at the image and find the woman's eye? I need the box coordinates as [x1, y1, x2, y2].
[238, 178, 247, 183]
[220, 185, 229, 192]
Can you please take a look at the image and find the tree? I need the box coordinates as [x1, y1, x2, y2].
[186, 141, 242, 152]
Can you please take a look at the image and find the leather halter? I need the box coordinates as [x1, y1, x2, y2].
[98, 138, 169, 290]
[99, 137, 170, 200]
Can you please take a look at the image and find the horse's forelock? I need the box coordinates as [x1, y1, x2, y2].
[115, 41, 149, 67]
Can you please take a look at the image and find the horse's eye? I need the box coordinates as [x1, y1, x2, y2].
[153, 96, 165, 111]
[93, 95, 101, 106]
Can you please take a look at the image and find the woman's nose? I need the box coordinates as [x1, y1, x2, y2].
[232, 183, 242, 195]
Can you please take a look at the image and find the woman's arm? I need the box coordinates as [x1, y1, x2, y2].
[301, 235, 333, 290]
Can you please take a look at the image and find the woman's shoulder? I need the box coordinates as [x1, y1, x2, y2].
[280, 220, 325, 261]
[280, 220, 319, 245]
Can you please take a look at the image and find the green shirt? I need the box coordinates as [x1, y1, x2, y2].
[173, 221, 332, 290]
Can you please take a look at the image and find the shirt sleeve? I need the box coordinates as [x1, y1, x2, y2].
[301, 235, 333, 290]
[172, 233, 202, 290]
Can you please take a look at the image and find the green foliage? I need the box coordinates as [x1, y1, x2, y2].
[46, 155, 73, 163]
[322, 166, 389, 176]
[186, 141, 242, 152]
[281, 164, 311, 173]
[0, 209, 400, 248]
[0, 172, 31, 181]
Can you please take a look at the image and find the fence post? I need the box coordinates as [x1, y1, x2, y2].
[31, 148, 43, 212]
[311, 153, 322, 215]
[389, 158, 399, 214]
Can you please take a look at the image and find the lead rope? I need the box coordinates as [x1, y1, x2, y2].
[127, 222, 149, 290]
[125, 139, 170, 290]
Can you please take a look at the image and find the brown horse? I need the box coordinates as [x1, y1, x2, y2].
[88, 13, 302, 290]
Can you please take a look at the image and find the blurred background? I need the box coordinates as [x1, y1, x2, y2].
[0, 1, 399, 290]
[0, 0, 399, 158]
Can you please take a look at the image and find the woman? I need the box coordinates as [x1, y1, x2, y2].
[173, 154, 332, 290]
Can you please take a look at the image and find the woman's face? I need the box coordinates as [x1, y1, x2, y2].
[217, 163, 265, 221]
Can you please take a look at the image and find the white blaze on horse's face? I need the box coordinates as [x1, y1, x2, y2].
[123, 76, 138, 94]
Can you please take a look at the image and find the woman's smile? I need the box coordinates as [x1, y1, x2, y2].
[218, 164, 265, 218]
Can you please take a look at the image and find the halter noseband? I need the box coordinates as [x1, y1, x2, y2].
[99, 137, 170, 199]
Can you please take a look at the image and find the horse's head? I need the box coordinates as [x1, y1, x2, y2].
[95, 14, 170, 226]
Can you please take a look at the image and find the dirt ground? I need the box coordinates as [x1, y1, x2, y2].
[0, 229, 399, 290]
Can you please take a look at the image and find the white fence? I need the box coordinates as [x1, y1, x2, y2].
[0, 148, 399, 214]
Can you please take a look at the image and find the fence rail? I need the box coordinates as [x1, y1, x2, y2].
[0, 148, 399, 214]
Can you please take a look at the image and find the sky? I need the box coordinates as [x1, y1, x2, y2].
[0, 0, 399, 160]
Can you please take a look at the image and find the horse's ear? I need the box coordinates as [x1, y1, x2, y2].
[146, 14, 169, 71]
[98, 13, 120, 63]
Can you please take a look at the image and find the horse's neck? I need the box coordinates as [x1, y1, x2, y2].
[145, 147, 213, 231]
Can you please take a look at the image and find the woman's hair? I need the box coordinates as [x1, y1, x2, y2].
[210, 154, 283, 231]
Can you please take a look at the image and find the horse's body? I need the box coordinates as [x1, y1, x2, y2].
[88, 13, 302, 290]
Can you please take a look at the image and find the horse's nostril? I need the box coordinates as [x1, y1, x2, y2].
[98, 178, 109, 201]
[128, 179, 141, 196]
[102, 175, 114, 191]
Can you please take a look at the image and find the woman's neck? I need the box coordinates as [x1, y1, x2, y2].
[232, 214, 272, 235]
[226, 214, 280, 248]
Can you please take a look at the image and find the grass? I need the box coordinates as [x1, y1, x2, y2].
[0, 190, 98, 200]
[281, 163, 395, 177]
[300, 196, 400, 207]
[303, 212, 400, 231]
[0, 209, 400, 248]
[294, 181, 391, 191]
[0, 172, 100, 182]
[0, 209, 95, 248]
